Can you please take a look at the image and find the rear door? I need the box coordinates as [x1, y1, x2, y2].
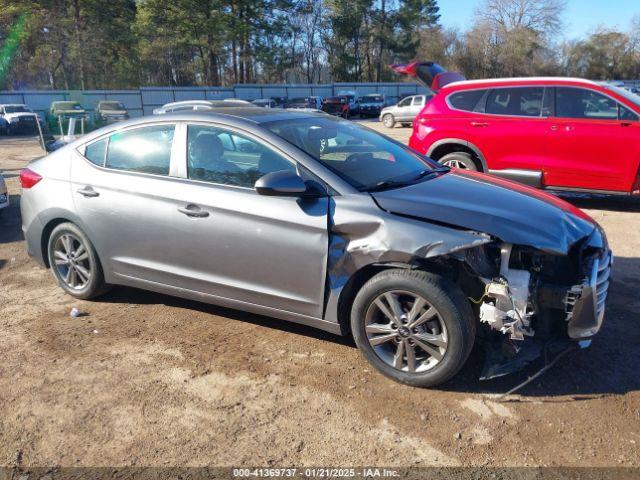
[468, 86, 548, 177]
[544, 86, 640, 192]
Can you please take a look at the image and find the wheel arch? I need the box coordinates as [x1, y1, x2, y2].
[427, 139, 487, 171]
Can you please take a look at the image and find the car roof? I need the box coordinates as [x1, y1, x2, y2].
[443, 77, 601, 91]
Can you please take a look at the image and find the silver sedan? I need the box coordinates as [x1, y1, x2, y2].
[20, 108, 609, 387]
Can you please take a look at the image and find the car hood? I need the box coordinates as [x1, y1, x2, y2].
[371, 170, 596, 255]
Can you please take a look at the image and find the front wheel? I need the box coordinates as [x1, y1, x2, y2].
[382, 114, 395, 128]
[351, 269, 475, 387]
[47, 222, 111, 299]
[439, 152, 478, 171]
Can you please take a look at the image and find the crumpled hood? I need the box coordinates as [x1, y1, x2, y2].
[371, 170, 596, 255]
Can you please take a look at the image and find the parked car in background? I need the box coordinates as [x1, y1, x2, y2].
[379, 94, 432, 128]
[0, 173, 8, 216]
[0, 104, 41, 134]
[50, 101, 86, 118]
[337, 90, 359, 115]
[321, 96, 350, 118]
[96, 101, 129, 123]
[287, 96, 323, 110]
[358, 94, 387, 118]
[153, 99, 253, 115]
[20, 108, 611, 387]
[410, 77, 640, 196]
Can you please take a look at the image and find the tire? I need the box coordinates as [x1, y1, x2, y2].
[438, 151, 478, 171]
[351, 269, 475, 388]
[382, 114, 395, 128]
[47, 222, 110, 299]
[6, 124, 14, 136]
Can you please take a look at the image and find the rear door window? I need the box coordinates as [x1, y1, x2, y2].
[105, 124, 175, 175]
[84, 138, 108, 166]
[485, 87, 544, 117]
[412, 96, 425, 106]
[447, 89, 487, 112]
[556, 87, 618, 120]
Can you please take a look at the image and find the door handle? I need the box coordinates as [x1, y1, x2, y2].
[178, 205, 209, 218]
[77, 186, 99, 198]
[470, 121, 488, 127]
[550, 125, 558, 131]
[621, 122, 632, 127]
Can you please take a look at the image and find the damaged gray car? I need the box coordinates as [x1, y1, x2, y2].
[20, 109, 611, 387]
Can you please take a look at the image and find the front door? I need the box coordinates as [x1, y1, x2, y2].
[544, 86, 640, 192]
[168, 123, 329, 318]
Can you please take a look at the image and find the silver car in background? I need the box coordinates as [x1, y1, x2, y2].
[379, 94, 433, 128]
[20, 108, 610, 387]
[153, 99, 253, 114]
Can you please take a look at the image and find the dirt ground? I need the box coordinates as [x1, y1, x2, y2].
[0, 123, 639, 471]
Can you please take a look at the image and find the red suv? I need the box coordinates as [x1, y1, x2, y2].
[409, 78, 640, 196]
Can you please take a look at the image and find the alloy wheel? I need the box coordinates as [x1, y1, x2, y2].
[53, 233, 92, 290]
[364, 290, 448, 373]
[442, 158, 469, 169]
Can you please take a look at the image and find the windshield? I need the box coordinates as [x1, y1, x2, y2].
[55, 102, 82, 110]
[263, 117, 443, 191]
[361, 95, 383, 102]
[4, 105, 30, 113]
[603, 84, 640, 108]
[101, 102, 125, 110]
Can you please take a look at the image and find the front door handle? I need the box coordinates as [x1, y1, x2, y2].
[550, 125, 558, 131]
[77, 186, 99, 198]
[470, 121, 488, 127]
[178, 204, 209, 218]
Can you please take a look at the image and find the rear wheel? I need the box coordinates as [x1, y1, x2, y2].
[439, 151, 478, 171]
[47, 222, 110, 299]
[351, 269, 475, 387]
[382, 114, 395, 128]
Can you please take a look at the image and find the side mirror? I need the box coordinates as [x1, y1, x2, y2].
[255, 170, 308, 197]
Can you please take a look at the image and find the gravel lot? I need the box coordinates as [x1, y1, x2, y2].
[1, 123, 639, 470]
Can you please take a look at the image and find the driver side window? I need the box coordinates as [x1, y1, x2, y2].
[186, 125, 296, 188]
[398, 97, 412, 107]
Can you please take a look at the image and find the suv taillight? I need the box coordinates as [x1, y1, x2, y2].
[19, 168, 42, 189]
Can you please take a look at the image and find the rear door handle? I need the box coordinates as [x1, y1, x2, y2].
[470, 121, 488, 127]
[178, 204, 209, 218]
[77, 186, 99, 198]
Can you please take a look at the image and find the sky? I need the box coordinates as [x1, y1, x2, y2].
[438, 0, 640, 40]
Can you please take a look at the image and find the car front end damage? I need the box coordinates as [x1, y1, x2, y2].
[459, 231, 611, 378]
[325, 169, 611, 380]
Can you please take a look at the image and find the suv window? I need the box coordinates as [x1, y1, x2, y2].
[187, 125, 296, 188]
[556, 87, 618, 120]
[619, 104, 639, 121]
[397, 97, 412, 107]
[448, 89, 487, 112]
[84, 138, 108, 166]
[105, 124, 175, 175]
[485, 87, 544, 117]
[412, 96, 425, 106]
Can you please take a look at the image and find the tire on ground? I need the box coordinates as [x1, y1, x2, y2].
[47, 222, 111, 300]
[350, 268, 476, 388]
[382, 114, 395, 128]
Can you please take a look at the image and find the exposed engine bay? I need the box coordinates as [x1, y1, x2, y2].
[462, 237, 612, 379]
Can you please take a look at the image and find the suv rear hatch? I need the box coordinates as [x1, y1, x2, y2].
[390, 61, 465, 91]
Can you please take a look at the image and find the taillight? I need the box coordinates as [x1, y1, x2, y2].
[19, 168, 42, 189]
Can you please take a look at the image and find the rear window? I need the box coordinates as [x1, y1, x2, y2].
[84, 138, 108, 166]
[105, 124, 175, 175]
[485, 87, 544, 117]
[447, 89, 487, 112]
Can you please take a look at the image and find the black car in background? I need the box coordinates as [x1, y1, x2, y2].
[358, 94, 387, 117]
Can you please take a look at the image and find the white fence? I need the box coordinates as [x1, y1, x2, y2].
[0, 82, 430, 118]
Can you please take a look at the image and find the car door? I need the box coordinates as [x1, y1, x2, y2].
[544, 86, 639, 192]
[409, 95, 426, 120]
[395, 96, 414, 121]
[166, 123, 329, 318]
[71, 122, 189, 283]
[466, 86, 548, 176]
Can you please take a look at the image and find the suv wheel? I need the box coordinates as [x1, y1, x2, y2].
[439, 152, 478, 171]
[351, 269, 475, 387]
[47, 222, 111, 299]
[382, 114, 395, 128]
